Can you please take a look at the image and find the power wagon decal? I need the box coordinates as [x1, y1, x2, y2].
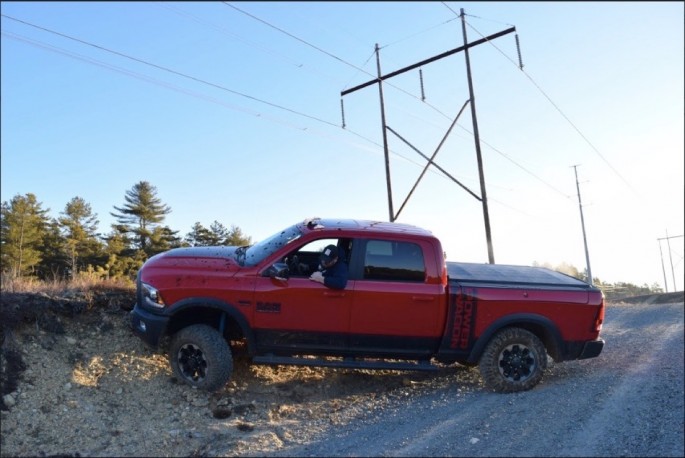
[450, 287, 477, 350]
[436, 286, 479, 360]
[256, 301, 282, 313]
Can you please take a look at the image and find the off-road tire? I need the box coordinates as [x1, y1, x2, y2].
[169, 324, 233, 391]
[479, 327, 547, 393]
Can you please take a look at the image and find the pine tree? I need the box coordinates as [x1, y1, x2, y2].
[0, 193, 50, 278]
[209, 221, 229, 245]
[148, 225, 182, 255]
[58, 196, 103, 278]
[101, 228, 134, 279]
[37, 219, 69, 281]
[111, 181, 171, 255]
[184, 221, 251, 247]
[226, 224, 252, 246]
[185, 222, 213, 247]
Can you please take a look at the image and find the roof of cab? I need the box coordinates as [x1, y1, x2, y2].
[298, 217, 434, 237]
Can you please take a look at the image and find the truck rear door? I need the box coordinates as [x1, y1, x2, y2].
[349, 239, 444, 357]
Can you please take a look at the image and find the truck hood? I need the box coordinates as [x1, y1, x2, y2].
[144, 246, 243, 275]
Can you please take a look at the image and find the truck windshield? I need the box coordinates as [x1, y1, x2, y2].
[241, 224, 303, 266]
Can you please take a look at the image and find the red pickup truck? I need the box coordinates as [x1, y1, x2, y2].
[130, 218, 605, 393]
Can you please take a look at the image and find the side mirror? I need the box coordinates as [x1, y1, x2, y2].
[262, 262, 290, 281]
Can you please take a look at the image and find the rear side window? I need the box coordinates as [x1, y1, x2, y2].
[363, 240, 425, 282]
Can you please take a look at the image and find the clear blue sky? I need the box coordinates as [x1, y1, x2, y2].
[2, 1, 683, 290]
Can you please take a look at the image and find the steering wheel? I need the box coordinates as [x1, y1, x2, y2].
[286, 254, 312, 275]
[286, 254, 299, 273]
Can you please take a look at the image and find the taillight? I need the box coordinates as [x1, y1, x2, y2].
[593, 299, 605, 332]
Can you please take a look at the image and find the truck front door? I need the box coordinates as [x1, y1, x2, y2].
[253, 237, 354, 354]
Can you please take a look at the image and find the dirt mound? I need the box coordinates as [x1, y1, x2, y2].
[0, 289, 479, 456]
[0, 289, 135, 411]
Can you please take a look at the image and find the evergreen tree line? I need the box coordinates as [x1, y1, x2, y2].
[1, 181, 251, 282]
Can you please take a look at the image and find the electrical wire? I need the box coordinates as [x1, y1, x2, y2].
[222, 2, 455, 122]
[381, 17, 459, 49]
[222, 2, 355, 71]
[159, 3, 344, 86]
[341, 49, 376, 93]
[160, 3, 307, 69]
[0, 25, 446, 179]
[1, 31, 286, 123]
[460, 15, 638, 194]
[1, 13, 339, 129]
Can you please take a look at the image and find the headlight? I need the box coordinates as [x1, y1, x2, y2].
[142, 282, 165, 309]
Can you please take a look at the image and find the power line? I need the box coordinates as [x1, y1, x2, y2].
[160, 3, 307, 69]
[1, 31, 290, 124]
[480, 137, 571, 199]
[341, 49, 376, 93]
[222, 2, 455, 121]
[222, 2, 358, 70]
[446, 5, 515, 28]
[460, 15, 637, 194]
[381, 17, 459, 49]
[1, 13, 339, 129]
[159, 3, 343, 86]
[0, 22, 445, 177]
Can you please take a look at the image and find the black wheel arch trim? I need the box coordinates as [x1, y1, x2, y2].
[466, 313, 564, 364]
[166, 297, 256, 354]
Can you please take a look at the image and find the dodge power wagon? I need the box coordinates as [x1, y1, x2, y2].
[130, 218, 605, 393]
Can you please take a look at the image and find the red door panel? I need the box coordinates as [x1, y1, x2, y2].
[253, 276, 354, 350]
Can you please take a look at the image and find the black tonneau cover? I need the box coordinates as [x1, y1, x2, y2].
[447, 262, 594, 290]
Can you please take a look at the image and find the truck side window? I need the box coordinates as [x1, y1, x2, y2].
[282, 238, 342, 277]
[363, 240, 425, 282]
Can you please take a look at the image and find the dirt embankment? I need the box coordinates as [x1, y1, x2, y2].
[1, 290, 682, 457]
[1, 289, 473, 456]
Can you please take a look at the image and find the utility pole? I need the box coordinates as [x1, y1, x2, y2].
[666, 230, 675, 292]
[341, 10, 515, 264]
[461, 8, 494, 264]
[658, 238, 669, 292]
[374, 43, 394, 222]
[658, 233, 684, 292]
[572, 165, 593, 285]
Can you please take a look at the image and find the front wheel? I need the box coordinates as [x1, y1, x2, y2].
[169, 324, 233, 391]
[479, 327, 547, 393]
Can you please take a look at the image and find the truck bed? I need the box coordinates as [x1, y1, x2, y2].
[447, 262, 595, 290]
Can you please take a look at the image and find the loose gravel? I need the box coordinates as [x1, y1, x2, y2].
[1, 295, 683, 457]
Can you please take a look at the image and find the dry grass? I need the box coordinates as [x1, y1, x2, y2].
[0, 273, 134, 295]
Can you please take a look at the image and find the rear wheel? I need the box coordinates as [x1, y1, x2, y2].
[169, 324, 233, 391]
[479, 327, 547, 393]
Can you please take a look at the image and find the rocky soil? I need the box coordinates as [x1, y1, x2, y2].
[1, 290, 683, 457]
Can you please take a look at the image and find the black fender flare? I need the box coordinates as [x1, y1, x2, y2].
[466, 313, 564, 364]
[166, 297, 256, 354]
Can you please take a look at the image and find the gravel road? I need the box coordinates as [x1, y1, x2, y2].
[263, 301, 685, 457]
[1, 299, 683, 457]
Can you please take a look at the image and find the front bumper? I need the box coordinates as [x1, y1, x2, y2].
[129, 303, 170, 348]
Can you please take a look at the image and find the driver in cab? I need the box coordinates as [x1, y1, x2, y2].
[309, 245, 348, 290]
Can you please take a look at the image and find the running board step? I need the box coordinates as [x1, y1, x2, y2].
[252, 355, 438, 372]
